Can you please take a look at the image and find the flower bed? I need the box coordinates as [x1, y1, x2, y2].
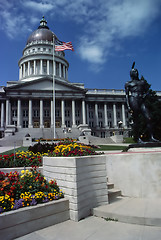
[0, 167, 64, 214]
[0, 151, 46, 168]
[0, 139, 101, 168]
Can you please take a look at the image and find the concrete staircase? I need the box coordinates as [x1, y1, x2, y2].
[88, 135, 115, 145]
[93, 178, 161, 227]
[107, 179, 122, 203]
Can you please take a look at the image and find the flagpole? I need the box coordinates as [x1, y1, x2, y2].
[53, 35, 56, 139]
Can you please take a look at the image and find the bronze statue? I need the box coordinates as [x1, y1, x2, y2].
[125, 62, 158, 143]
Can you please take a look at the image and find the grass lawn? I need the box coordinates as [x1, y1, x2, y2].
[0, 147, 28, 155]
[1, 144, 128, 155]
[96, 145, 127, 151]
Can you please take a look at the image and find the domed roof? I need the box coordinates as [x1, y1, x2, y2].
[26, 16, 54, 44]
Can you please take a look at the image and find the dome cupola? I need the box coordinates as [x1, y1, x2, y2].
[26, 16, 54, 45]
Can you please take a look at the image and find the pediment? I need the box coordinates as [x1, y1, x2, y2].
[5, 77, 86, 93]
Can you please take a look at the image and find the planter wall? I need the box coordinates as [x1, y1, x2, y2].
[106, 151, 161, 198]
[0, 198, 69, 240]
[43, 155, 108, 221]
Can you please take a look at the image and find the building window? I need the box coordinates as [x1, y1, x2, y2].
[65, 120, 70, 127]
[99, 121, 103, 127]
[23, 121, 28, 128]
[44, 110, 49, 117]
[108, 112, 112, 118]
[76, 120, 80, 126]
[108, 121, 112, 128]
[98, 104, 103, 109]
[117, 112, 120, 118]
[33, 110, 39, 117]
[55, 110, 59, 117]
[75, 110, 79, 117]
[12, 121, 17, 126]
[89, 121, 94, 128]
[98, 112, 102, 118]
[65, 110, 70, 117]
[12, 110, 17, 117]
[101, 132, 105, 138]
[89, 111, 93, 119]
[23, 110, 28, 117]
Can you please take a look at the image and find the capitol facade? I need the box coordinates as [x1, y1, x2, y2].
[0, 17, 160, 141]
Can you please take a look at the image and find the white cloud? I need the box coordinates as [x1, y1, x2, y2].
[75, 0, 161, 68]
[1, 10, 31, 39]
[22, 1, 54, 13]
[0, 0, 161, 70]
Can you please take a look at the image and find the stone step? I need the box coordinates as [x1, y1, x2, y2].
[93, 197, 161, 227]
[108, 189, 122, 203]
[107, 182, 114, 189]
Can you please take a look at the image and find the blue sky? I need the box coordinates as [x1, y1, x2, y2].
[0, 0, 161, 91]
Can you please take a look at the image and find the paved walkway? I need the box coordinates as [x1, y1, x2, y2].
[16, 197, 161, 240]
[0, 146, 20, 153]
[16, 215, 161, 240]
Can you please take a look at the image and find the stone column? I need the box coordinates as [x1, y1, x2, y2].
[6, 100, 9, 126]
[95, 103, 98, 127]
[104, 103, 108, 128]
[23, 63, 26, 78]
[29, 100, 33, 128]
[47, 60, 50, 75]
[19, 67, 21, 80]
[61, 99, 65, 127]
[63, 65, 66, 78]
[113, 103, 117, 128]
[59, 63, 62, 77]
[28, 61, 30, 76]
[66, 67, 68, 80]
[72, 100, 76, 127]
[86, 103, 89, 125]
[51, 100, 54, 127]
[122, 103, 126, 128]
[17, 99, 22, 128]
[9, 102, 11, 125]
[34, 60, 36, 75]
[82, 100, 86, 125]
[40, 60, 43, 75]
[1, 102, 4, 128]
[40, 99, 44, 128]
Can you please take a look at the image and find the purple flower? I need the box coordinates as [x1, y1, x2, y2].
[42, 197, 49, 203]
[0, 207, 4, 214]
[30, 198, 37, 206]
[13, 199, 24, 210]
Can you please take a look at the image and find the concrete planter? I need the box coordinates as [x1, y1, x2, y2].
[43, 155, 108, 221]
[0, 198, 69, 240]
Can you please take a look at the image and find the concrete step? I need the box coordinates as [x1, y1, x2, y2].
[107, 182, 114, 189]
[108, 189, 122, 203]
[93, 197, 161, 227]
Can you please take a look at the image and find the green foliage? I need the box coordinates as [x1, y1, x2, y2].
[28, 142, 57, 154]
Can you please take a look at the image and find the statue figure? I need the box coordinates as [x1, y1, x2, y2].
[125, 62, 158, 143]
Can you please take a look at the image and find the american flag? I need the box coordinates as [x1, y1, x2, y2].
[55, 38, 74, 52]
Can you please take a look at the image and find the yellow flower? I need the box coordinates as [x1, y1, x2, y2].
[21, 170, 25, 174]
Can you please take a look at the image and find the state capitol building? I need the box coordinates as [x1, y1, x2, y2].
[0, 17, 160, 142]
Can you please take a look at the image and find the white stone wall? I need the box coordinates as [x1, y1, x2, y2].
[43, 155, 108, 221]
[106, 151, 161, 198]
